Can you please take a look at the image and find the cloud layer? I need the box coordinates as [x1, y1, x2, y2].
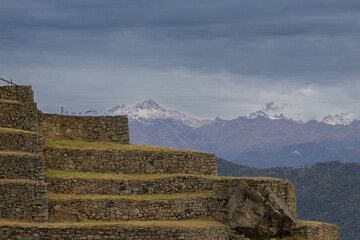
[1, 0, 360, 121]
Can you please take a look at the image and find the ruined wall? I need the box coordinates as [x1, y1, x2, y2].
[0, 225, 229, 240]
[44, 147, 217, 175]
[0, 181, 48, 222]
[296, 222, 339, 240]
[0, 102, 39, 132]
[48, 196, 217, 222]
[0, 85, 34, 102]
[47, 175, 213, 195]
[0, 154, 45, 182]
[39, 113, 129, 144]
[0, 131, 43, 154]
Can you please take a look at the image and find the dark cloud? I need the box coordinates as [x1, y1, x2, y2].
[1, 0, 360, 120]
[263, 102, 278, 112]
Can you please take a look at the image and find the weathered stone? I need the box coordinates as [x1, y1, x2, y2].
[44, 147, 217, 175]
[39, 112, 129, 144]
[224, 181, 297, 237]
[265, 187, 298, 232]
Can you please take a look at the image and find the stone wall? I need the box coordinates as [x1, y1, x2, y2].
[44, 147, 217, 175]
[0, 181, 48, 222]
[0, 224, 229, 240]
[0, 131, 43, 154]
[0, 85, 34, 102]
[48, 196, 217, 222]
[213, 178, 297, 218]
[47, 175, 213, 195]
[296, 222, 339, 240]
[0, 102, 39, 132]
[39, 112, 129, 144]
[0, 154, 45, 182]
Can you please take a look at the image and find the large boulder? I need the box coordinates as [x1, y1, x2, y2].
[226, 181, 297, 237]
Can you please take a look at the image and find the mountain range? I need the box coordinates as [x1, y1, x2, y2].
[85, 99, 360, 168]
[216, 158, 360, 240]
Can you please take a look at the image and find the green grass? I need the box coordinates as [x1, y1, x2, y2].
[46, 138, 206, 153]
[0, 151, 37, 156]
[0, 99, 19, 104]
[0, 216, 223, 228]
[45, 169, 283, 182]
[298, 220, 327, 226]
[0, 179, 38, 184]
[48, 190, 215, 201]
[0, 127, 36, 134]
[46, 169, 201, 180]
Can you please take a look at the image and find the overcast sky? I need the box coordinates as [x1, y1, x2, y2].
[1, 0, 360, 121]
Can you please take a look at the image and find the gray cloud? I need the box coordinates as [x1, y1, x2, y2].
[1, 0, 360, 121]
[263, 102, 278, 112]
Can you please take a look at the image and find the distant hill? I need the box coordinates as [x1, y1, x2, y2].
[89, 99, 360, 168]
[217, 158, 360, 240]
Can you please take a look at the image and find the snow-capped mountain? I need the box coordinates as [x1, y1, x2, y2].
[82, 101, 360, 168]
[321, 113, 353, 125]
[243, 111, 303, 123]
[104, 99, 212, 128]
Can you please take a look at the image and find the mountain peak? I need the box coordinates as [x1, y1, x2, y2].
[321, 113, 353, 125]
[247, 110, 270, 119]
[104, 99, 212, 128]
[134, 99, 162, 110]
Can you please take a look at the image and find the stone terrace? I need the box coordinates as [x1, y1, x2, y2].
[0, 84, 340, 240]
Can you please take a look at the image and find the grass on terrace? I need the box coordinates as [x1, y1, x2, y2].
[0, 99, 19, 104]
[46, 138, 205, 153]
[48, 190, 215, 201]
[45, 169, 284, 181]
[0, 127, 36, 134]
[0, 150, 37, 156]
[0, 217, 223, 228]
[46, 169, 201, 180]
[0, 179, 38, 184]
[298, 220, 328, 226]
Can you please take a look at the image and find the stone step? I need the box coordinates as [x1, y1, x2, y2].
[0, 217, 230, 240]
[44, 143, 217, 175]
[48, 191, 218, 222]
[0, 179, 48, 222]
[0, 152, 44, 182]
[45, 170, 213, 195]
[0, 85, 34, 103]
[0, 128, 43, 154]
[0, 101, 39, 132]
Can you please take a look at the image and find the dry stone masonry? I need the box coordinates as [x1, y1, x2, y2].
[44, 147, 217, 175]
[0, 224, 230, 240]
[0, 84, 339, 239]
[39, 112, 129, 144]
[48, 195, 217, 222]
[0, 130, 43, 154]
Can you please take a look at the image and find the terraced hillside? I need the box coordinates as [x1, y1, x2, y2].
[0, 83, 339, 239]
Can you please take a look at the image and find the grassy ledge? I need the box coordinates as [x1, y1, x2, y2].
[45, 138, 206, 153]
[298, 220, 329, 226]
[45, 169, 284, 182]
[0, 179, 39, 184]
[45, 169, 204, 181]
[0, 99, 19, 104]
[0, 217, 223, 228]
[0, 151, 37, 156]
[0, 127, 36, 134]
[48, 190, 215, 201]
